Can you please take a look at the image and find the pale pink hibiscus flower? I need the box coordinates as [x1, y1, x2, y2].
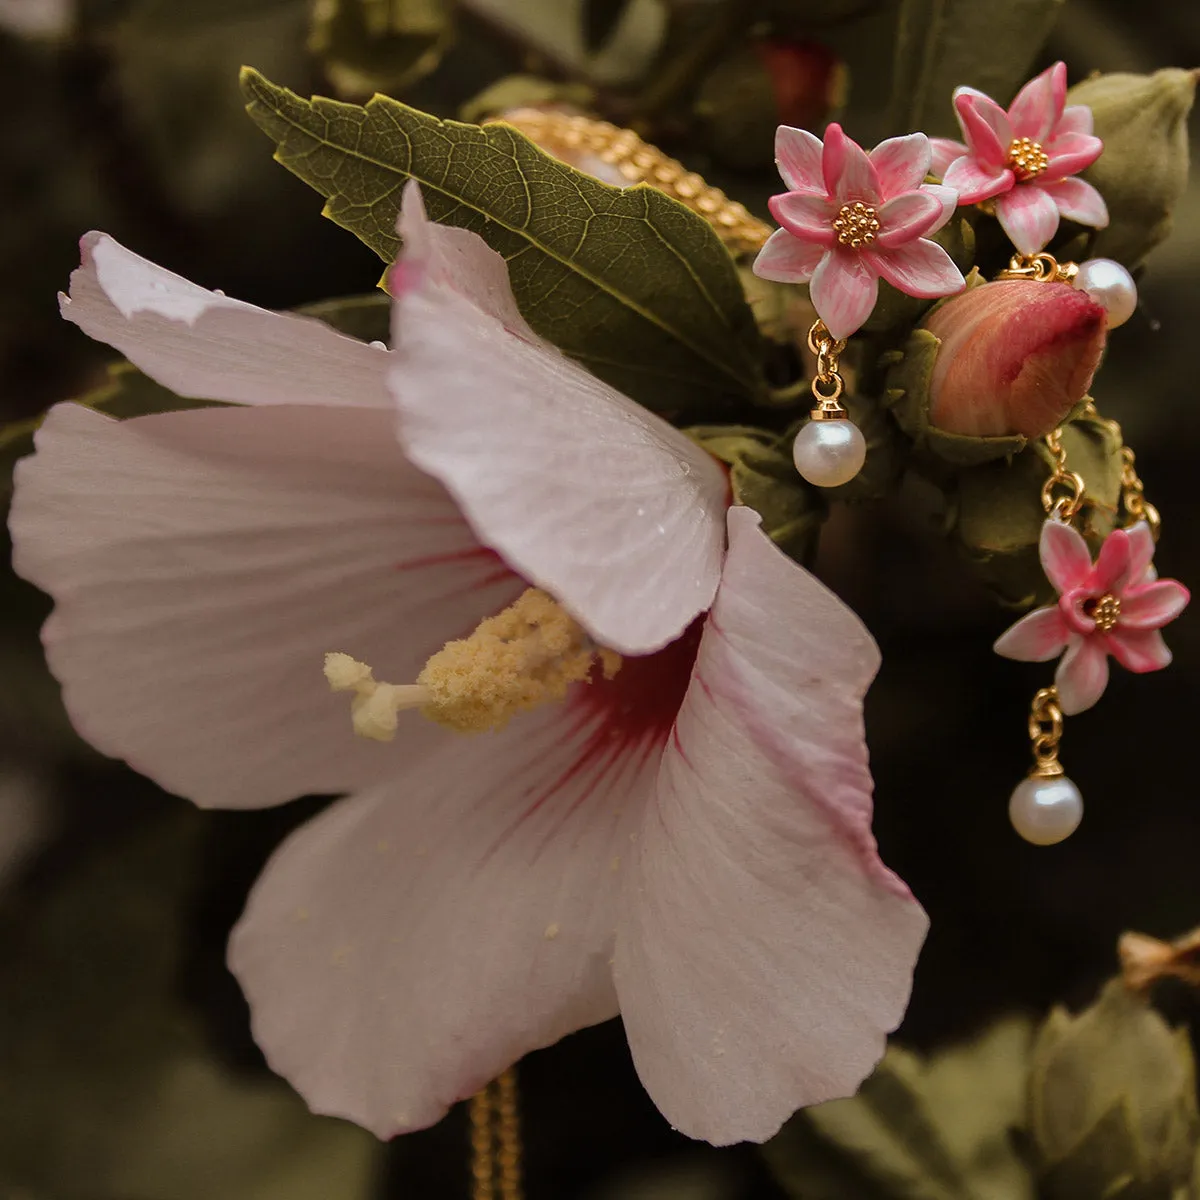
[994, 519, 1188, 715]
[9, 183, 928, 1144]
[753, 122, 965, 339]
[929, 62, 1108, 256]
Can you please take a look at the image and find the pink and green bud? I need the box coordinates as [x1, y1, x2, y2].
[922, 279, 1107, 439]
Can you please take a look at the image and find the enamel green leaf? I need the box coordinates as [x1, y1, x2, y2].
[239, 67, 766, 421]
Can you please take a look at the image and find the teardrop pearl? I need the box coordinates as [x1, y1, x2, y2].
[792, 418, 866, 487]
[1072, 258, 1137, 329]
[1008, 775, 1083, 845]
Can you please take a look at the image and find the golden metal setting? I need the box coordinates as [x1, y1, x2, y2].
[1081, 403, 1163, 540]
[1028, 686, 1066, 779]
[493, 109, 771, 256]
[1006, 136, 1050, 181]
[833, 200, 880, 249]
[1040, 427, 1086, 523]
[1089, 593, 1122, 631]
[996, 252, 1078, 284]
[806, 319, 848, 416]
[470, 1068, 522, 1200]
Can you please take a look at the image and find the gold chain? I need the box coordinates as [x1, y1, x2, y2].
[995, 252, 1079, 284]
[1028, 686, 1065, 778]
[806, 319, 847, 411]
[1040, 428, 1086, 523]
[469, 1069, 523, 1200]
[493, 109, 771, 256]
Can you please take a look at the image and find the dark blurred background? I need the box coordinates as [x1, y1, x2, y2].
[1, 1, 1198, 1197]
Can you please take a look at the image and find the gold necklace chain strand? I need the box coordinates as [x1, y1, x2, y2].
[996, 251, 1079, 284]
[469, 1068, 523, 1200]
[493, 108, 772, 256]
[1040, 427, 1086, 523]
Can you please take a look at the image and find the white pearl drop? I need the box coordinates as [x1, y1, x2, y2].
[792, 419, 866, 488]
[1009, 775, 1083, 845]
[1072, 258, 1138, 329]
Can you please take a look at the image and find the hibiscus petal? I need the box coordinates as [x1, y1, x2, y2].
[808, 248, 879, 340]
[1091, 527, 1134, 594]
[869, 133, 932, 198]
[875, 192, 944, 249]
[954, 91, 1011, 168]
[1120, 580, 1190, 630]
[230, 690, 656, 1138]
[1055, 635, 1110, 715]
[1040, 519, 1093, 593]
[822, 122, 881, 204]
[752, 227, 826, 284]
[775, 125, 825, 193]
[941, 156, 1012, 205]
[1057, 104, 1094, 137]
[389, 184, 727, 657]
[1046, 177, 1109, 227]
[1041, 132, 1104, 183]
[614, 508, 927, 1145]
[60, 233, 392, 409]
[995, 185, 1060, 255]
[1106, 628, 1173, 674]
[864, 239, 965, 300]
[768, 192, 835, 245]
[10, 403, 520, 809]
[993, 606, 1071, 661]
[1008, 62, 1067, 143]
[928, 138, 968, 179]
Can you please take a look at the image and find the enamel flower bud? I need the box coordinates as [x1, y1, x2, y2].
[1029, 980, 1200, 1198]
[921, 280, 1107, 439]
[1067, 68, 1198, 266]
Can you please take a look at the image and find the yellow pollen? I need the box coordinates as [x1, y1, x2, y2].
[1090, 593, 1122, 632]
[833, 201, 880, 249]
[1006, 137, 1049, 181]
[324, 588, 621, 739]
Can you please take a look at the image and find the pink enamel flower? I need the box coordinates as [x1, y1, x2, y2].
[994, 520, 1189, 715]
[9, 183, 927, 1145]
[753, 122, 965, 339]
[929, 62, 1108, 256]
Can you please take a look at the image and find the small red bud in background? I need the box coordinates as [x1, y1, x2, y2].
[695, 39, 845, 171]
[923, 280, 1107, 439]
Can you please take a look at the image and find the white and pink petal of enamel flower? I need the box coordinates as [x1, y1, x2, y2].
[994, 520, 1189, 716]
[929, 62, 1109, 256]
[753, 122, 965, 340]
[9, 182, 928, 1145]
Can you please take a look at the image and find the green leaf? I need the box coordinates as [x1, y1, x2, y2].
[889, 0, 1066, 137]
[764, 1020, 1036, 1200]
[239, 68, 767, 422]
[687, 426, 825, 563]
[308, 0, 453, 98]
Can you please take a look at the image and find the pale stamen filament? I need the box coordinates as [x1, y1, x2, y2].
[325, 588, 621, 740]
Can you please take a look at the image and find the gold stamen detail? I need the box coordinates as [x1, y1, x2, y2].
[832, 201, 880, 249]
[1091, 593, 1122, 632]
[1006, 136, 1050, 181]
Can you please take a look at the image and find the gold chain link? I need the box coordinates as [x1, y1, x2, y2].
[1080, 404, 1163, 540]
[806, 319, 847, 409]
[469, 1069, 523, 1200]
[995, 252, 1079, 284]
[492, 109, 771, 256]
[1028, 686, 1065, 778]
[1040, 428, 1086, 523]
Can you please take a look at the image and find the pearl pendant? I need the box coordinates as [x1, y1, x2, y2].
[1009, 774, 1083, 845]
[1072, 258, 1137, 329]
[792, 417, 866, 488]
